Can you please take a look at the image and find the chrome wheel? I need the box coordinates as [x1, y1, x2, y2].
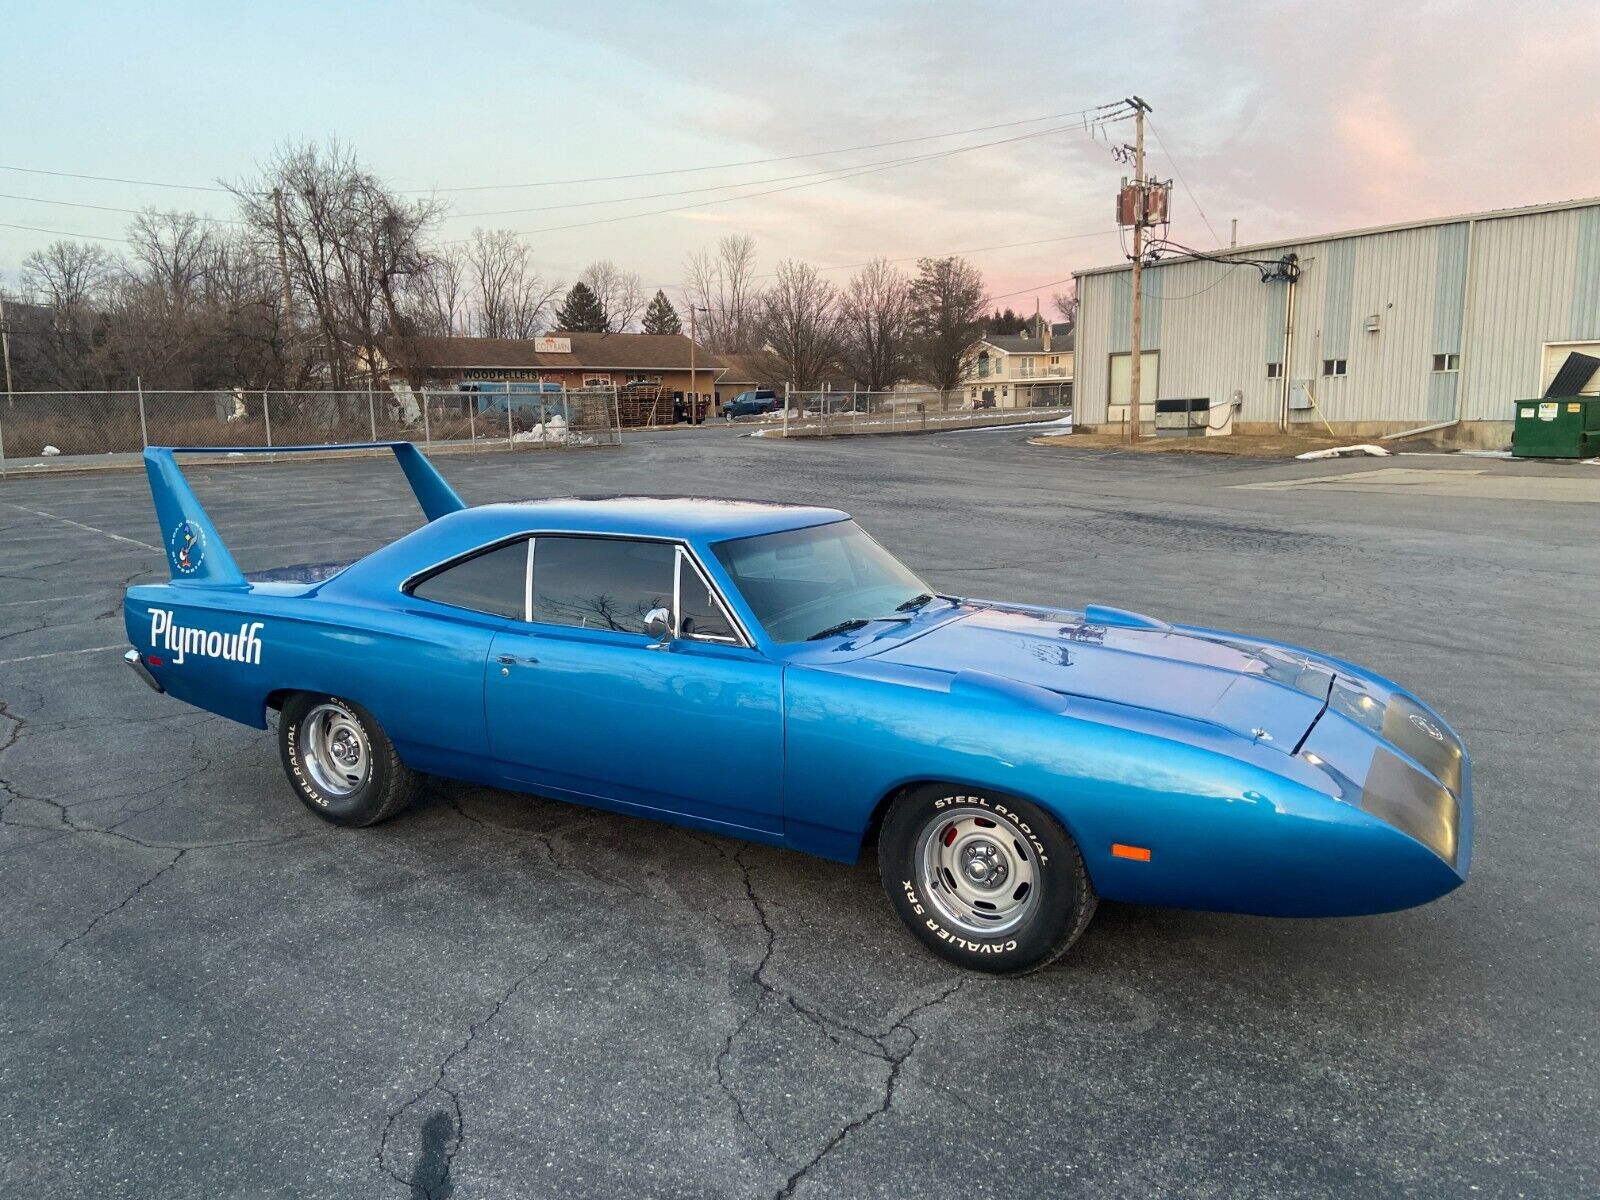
[300, 702, 370, 797]
[915, 808, 1040, 937]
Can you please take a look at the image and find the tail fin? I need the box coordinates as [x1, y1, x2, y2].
[143, 442, 466, 587]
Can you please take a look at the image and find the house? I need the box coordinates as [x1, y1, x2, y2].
[399, 333, 724, 421]
[1073, 196, 1600, 443]
[712, 350, 787, 405]
[963, 321, 1074, 408]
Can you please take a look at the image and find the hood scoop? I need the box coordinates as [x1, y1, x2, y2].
[1083, 604, 1171, 632]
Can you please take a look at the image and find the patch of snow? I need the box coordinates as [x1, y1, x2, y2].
[512, 419, 593, 446]
[1295, 443, 1392, 460]
[41, 445, 61, 457]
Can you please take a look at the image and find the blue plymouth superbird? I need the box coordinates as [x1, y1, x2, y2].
[124, 443, 1471, 974]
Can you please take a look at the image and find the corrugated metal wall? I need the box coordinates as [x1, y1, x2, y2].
[1074, 201, 1600, 427]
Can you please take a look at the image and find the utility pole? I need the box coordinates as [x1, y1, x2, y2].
[271, 188, 296, 369]
[0, 293, 14, 404]
[688, 304, 709, 423]
[1127, 95, 1151, 443]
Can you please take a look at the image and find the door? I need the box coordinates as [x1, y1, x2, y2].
[487, 535, 784, 835]
[1107, 350, 1159, 425]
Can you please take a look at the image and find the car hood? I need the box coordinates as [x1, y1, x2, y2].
[871, 604, 1343, 748]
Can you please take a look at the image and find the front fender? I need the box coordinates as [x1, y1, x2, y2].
[782, 664, 1462, 917]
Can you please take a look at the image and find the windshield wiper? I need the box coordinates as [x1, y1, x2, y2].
[895, 592, 936, 612]
[807, 618, 872, 641]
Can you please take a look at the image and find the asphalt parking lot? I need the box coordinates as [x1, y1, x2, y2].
[2, 428, 1596, 1199]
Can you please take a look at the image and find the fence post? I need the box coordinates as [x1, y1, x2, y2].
[783, 384, 790, 438]
[262, 388, 273, 448]
[468, 391, 476, 445]
[0, 416, 7, 478]
[505, 388, 514, 451]
[367, 378, 378, 442]
[136, 376, 149, 449]
[421, 388, 432, 450]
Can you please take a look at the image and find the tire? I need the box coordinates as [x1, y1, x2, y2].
[878, 784, 1097, 975]
[278, 693, 418, 827]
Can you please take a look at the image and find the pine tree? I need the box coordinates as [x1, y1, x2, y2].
[552, 281, 608, 333]
[641, 289, 683, 335]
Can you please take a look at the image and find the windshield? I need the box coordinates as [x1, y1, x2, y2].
[712, 520, 932, 642]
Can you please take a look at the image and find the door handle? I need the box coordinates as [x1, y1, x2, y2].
[496, 653, 539, 666]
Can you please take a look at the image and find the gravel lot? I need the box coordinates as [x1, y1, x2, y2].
[1, 428, 1595, 1199]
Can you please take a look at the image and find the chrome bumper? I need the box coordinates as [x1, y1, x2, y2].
[124, 648, 163, 694]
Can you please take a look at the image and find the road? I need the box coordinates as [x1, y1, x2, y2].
[1, 429, 1595, 1198]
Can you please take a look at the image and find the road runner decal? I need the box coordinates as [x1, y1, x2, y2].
[148, 608, 263, 665]
[169, 521, 207, 576]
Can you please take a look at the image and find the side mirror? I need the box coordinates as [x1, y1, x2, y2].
[644, 607, 674, 644]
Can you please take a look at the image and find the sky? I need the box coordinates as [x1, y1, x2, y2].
[2, 0, 1597, 310]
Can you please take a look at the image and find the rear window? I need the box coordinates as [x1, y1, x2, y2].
[411, 540, 527, 619]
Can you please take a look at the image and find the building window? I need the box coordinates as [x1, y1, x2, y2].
[1267, 362, 1283, 379]
[583, 375, 610, 387]
[1322, 359, 1348, 377]
[1432, 353, 1460, 372]
[1021, 357, 1034, 378]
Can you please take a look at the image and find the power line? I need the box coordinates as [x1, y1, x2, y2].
[986, 275, 1078, 303]
[0, 192, 243, 225]
[450, 117, 1128, 243]
[0, 220, 129, 243]
[1148, 120, 1220, 246]
[0, 104, 1128, 202]
[759, 229, 1121, 281]
[410, 104, 1127, 194]
[447, 116, 1127, 222]
[0, 164, 229, 193]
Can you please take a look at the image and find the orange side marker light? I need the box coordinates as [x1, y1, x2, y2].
[1111, 843, 1151, 862]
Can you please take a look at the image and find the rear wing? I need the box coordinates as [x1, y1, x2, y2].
[143, 442, 466, 588]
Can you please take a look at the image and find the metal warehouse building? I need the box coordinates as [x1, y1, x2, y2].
[1073, 197, 1600, 445]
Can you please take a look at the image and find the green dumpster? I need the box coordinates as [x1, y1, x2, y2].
[1511, 396, 1600, 459]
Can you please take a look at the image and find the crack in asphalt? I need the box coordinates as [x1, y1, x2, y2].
[772, 977, 967, 1200]
[688, 831, 972, 1195]
[17, 848, 189, 979]
[375, 962, 548, 1200]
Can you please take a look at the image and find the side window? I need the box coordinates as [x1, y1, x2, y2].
[532, 537, 674, 634]
[678, 554, 737, 641]
[411, 540, 527, 619]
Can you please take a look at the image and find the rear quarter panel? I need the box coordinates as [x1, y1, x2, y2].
[125, 585, 506, 779]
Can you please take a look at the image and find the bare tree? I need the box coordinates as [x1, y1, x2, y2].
[682, 234, 761, 353]
[104, 210, 220, 386]
[579, 260, 643, 332]
[409, 243, 468, 337]
[837, 258, 913, 392]
[468, 229, 559, 338]
[907, 256, 986, 391]
[20, 240, 116, 388]
[229, 140, 444, 386]
[759, 260, 840, 392]
[1051, 284, 1077, 327]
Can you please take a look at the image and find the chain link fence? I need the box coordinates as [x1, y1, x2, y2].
[725, 387, 1072, 437]
[0, 386, 623, 473]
